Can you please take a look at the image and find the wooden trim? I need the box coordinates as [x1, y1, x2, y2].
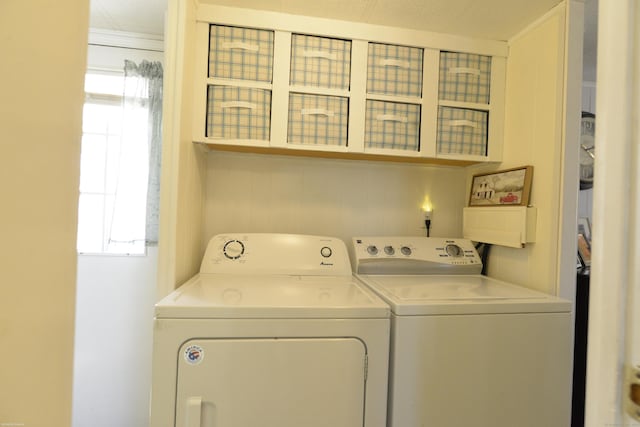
[88, 28, 164, 52]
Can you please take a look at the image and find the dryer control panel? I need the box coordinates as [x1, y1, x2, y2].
[200, 233, 352, 276]
[353, 237, 482, 275]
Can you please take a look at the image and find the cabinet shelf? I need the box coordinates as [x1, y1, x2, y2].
[462, 206, 537, 248]
[195, 140, 479, 167]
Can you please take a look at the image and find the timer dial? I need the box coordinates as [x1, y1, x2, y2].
[223, 240, 245, 260]
[445, 244, 464, 257]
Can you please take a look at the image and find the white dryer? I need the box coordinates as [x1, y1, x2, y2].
[353, 236, 572, 427]
[150, 234, 390, 427]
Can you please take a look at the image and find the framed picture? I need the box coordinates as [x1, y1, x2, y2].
[577, 233, 591, 268]
[468, 166, 533, 207]
[577, 217, 592, 269]
[577, 217, 592, 242]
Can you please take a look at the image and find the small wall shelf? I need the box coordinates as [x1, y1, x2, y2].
[462, 206, 537, 248]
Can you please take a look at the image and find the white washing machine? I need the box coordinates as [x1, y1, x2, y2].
[150, 233, 390, 427]
[353, 236, 573, 427]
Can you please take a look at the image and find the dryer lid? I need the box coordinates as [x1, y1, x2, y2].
[355, 274, 571, 315]
[155, 274, 390, 319]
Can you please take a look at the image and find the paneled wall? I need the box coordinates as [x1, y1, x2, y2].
[73, 249, 157, 427]
[468, 4, 569, 295]
[204, 151, 467, 265]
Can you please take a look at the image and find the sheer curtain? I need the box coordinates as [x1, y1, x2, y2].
[109, 60, 163, 251]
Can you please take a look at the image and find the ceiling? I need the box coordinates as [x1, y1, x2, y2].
[89, 0, 597, 80]
[89, 0, 167, 35]
[197, 0, 561, 41]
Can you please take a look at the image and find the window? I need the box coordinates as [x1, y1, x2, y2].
[77, 71, 149, 255]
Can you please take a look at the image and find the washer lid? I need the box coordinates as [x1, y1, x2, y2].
[355, 274, 571, 315]
[156, 274, 390, 319]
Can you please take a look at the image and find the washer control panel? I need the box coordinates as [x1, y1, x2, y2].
[353, 237, 482, 275]
[200, 233, 352, 276]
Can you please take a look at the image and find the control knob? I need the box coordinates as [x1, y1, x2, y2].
[367, 245, 379, 255]
[320, 246, 332, 258]
[223, 240, 245, 260]
[445, 244, 464, 257]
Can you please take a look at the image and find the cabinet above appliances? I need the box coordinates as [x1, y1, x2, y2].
[191, 5, 507, 165]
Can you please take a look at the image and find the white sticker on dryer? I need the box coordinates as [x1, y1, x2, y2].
[184, 344, 204, 365]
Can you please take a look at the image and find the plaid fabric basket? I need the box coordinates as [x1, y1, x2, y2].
[367, 43, 424, 98]
[206, 86, 271, 140]
[289, 34, 351, 90]
[365, 100, 421, 151]
[439, 51, 491, 104]
[288, 93, 349, 146]
[208, 25, 274, 82]
[437, 106, 488, 156]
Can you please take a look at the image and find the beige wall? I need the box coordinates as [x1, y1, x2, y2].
[158, 0, 204, 293]
[467, 5, 567, 295]
[204, 151, 467, 268]
[0, 1, 88, 426]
